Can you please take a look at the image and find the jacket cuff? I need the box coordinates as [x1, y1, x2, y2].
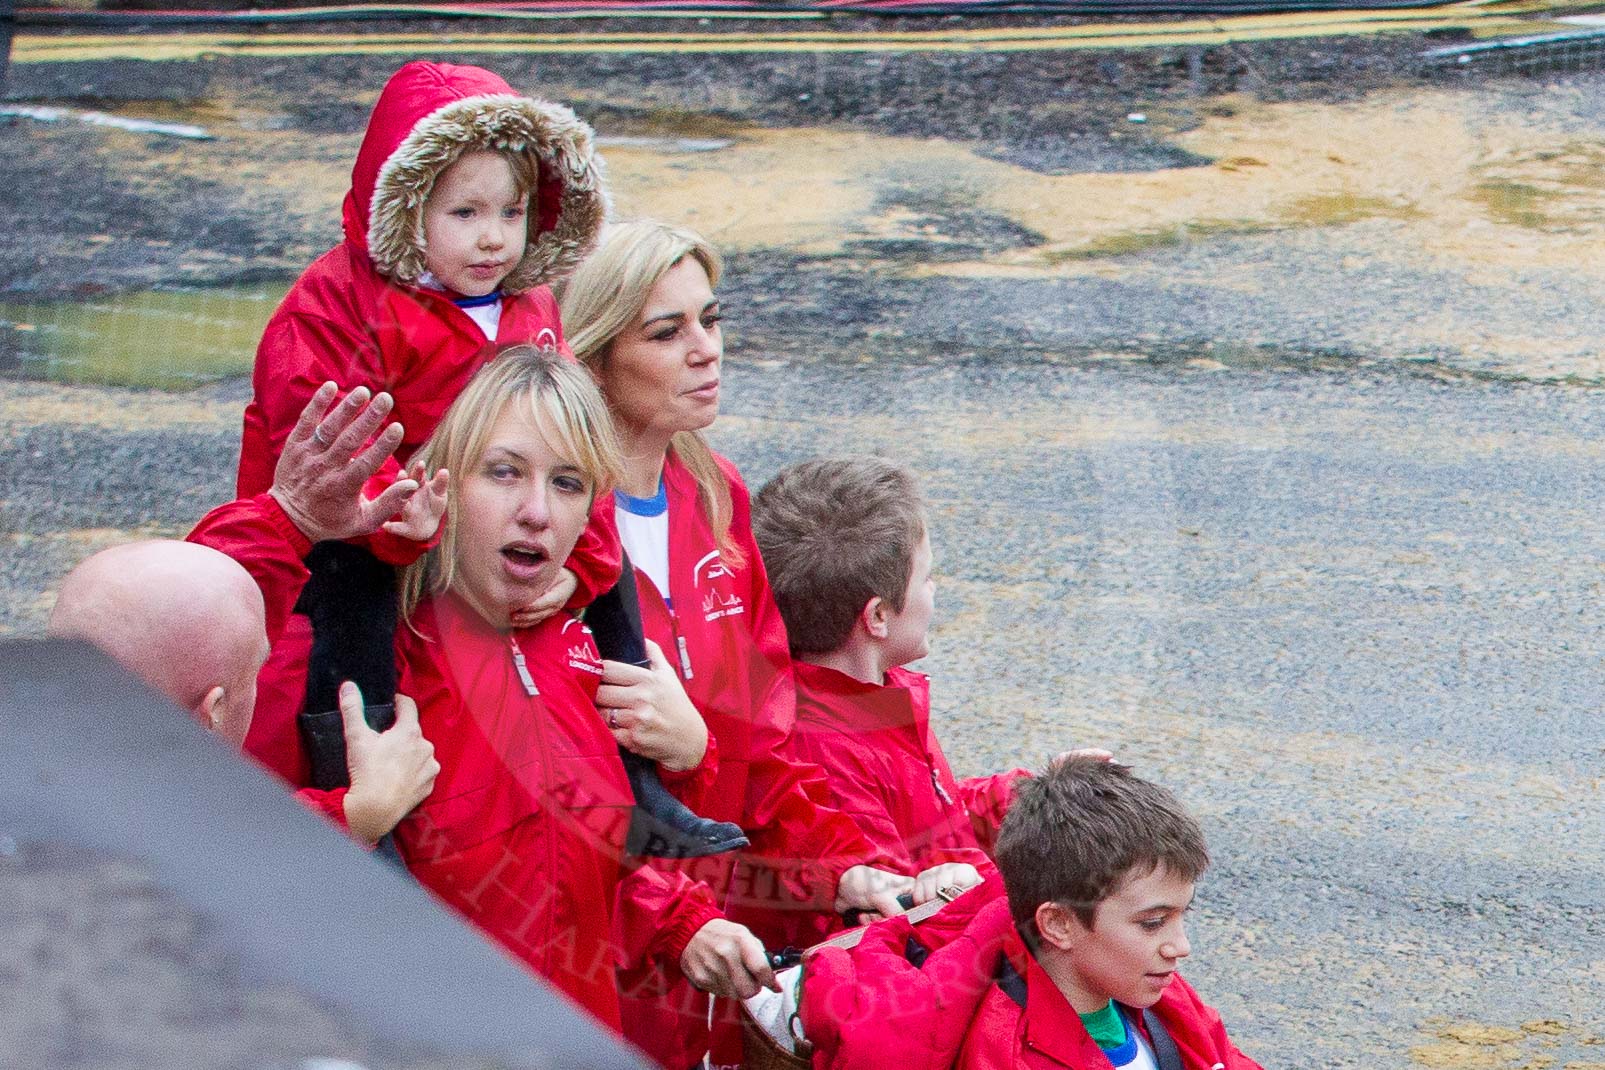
[294, 786, 355, 836]
[259, 492, 315, 559]
[367, 525, 432, 566]
[660, 727, 718, 787]
[829, 844, 913, 882]
[658, 897, 724, 967]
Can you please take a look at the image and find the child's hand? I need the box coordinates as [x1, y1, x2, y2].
[380, 462, 449, 543]
[833, 864, 915, 920]
[680, 919, 779, 999]
[596, 639, 709, 772]
[508, 567, 578, 628]
[339, 684, 440, 846]
[911, 862, 983, 906]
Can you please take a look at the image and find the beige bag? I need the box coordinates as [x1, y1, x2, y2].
[739, 1005, 813, 1070]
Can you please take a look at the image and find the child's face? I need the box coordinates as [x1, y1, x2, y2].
[1062, 864, 1194, 1012]
[422, 150, 528, 298]
[881, 530, 934, 669]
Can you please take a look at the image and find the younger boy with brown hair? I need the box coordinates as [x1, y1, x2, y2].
[798, 757, 1263, 1070]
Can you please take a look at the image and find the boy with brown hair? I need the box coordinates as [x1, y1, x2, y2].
[799, 757, 1263, 1070]
[754, 458, 1100, 942]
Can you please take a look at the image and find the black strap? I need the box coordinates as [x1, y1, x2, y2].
[584, 552, 651, 668]
[997, 956, 1029, 1010]
[1141, 1006, 1185, 1070]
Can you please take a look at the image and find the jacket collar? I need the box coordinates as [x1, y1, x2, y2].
[1004, 929, 1122, 1069]
[793, 660, 933, 736]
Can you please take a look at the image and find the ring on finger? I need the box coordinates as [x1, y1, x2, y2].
[312, 426, 331, 447]
[607, 710, 619, 729]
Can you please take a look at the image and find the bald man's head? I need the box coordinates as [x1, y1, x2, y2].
[47, 540, 269, 747]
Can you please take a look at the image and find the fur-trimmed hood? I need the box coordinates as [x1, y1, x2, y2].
[341, 60, 607, 295]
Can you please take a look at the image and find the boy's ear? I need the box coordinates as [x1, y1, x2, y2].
[860, 595, 891, 640]
[1034, 900, 1090, 953]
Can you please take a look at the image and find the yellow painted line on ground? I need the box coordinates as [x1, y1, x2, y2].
[11, 1, 1592, 61]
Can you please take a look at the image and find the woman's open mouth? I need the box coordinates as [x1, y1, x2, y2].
[501, 543, 550, 580]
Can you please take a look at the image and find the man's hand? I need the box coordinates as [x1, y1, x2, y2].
[269, 381, 417, 544]
[595, 639, 709, 772]
[833, 864, 915, 920]
[508, 567, 578, 629]
[911, 861, 983, 906]
[680, 919, 779, 999]
[381, 462, 449, 543]
[339, 683, 440, 846]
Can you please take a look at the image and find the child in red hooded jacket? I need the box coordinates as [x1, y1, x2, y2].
[232, 60, 618, 792]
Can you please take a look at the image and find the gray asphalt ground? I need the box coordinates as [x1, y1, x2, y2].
[4, 22, 1605, 1070]
[717, 353, 1605, 1069]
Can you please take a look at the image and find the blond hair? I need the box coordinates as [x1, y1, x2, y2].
[558, 219, 742, 567]
[401, 345, 623, 620]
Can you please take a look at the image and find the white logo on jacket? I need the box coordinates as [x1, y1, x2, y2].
[562, 617, 604, 674]
[693, 550, 745, 623]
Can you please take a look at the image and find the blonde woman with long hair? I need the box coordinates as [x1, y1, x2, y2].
[391, 345, 773, 1037]
[561, 220, 915, 1067]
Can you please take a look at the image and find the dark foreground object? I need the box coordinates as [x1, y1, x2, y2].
[0, 637, 650, 1070]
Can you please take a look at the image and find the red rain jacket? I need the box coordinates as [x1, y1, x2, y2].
[784, 661, 1029, 946]
[957, 943, 1263, 1070]
[801, 877, 1262, 1070]
[233, 60, 617, 789]
[184, 492, 347, 829]
[395, 593, 721, 1031]
[612, 449, 888, 1067]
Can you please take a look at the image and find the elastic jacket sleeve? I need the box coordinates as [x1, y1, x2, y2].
[955, 769, 1030, 857]
[659, 726, 720, 815]
[567, 501, 622, 608]
[293, 786, 352, 834]
[614, 864, 722, 978]
[185, 492, 312, 649]
[359, 468, 436, 567]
